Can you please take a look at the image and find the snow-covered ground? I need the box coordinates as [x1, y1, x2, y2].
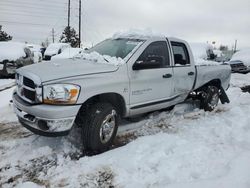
[0, 74, 250, 188]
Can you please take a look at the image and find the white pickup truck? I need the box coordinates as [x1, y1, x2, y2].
[13, 35, 231, 153]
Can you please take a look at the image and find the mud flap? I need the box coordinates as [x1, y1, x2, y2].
[220, 86, 230, 104]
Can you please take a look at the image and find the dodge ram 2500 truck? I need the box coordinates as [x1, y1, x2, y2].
[13, 35, 231, 153]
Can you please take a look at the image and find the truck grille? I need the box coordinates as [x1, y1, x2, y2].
[23, 77, 35, 89]
[16, 73, 37, 104]
[230, 63, 245, 68]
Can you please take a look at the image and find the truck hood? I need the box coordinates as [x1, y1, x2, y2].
[17, 58, 119, 83]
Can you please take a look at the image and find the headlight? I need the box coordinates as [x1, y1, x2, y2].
[43, 84, 80, 104]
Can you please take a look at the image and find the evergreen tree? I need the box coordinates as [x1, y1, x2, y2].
[60, 26, 79, 47]
[0, 25, 12, 41]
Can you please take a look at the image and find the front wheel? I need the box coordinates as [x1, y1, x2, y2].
[200, 85, 220, 111]
[76, 103, 119, 153]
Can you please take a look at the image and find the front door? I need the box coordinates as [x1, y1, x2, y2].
[129, 41, 174, 109]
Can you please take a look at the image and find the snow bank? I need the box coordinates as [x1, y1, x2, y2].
[52, 48, 83, 60]
[76, 51, 125, 66]
[0, 87, 17, 122]
[0, 42, 26, 62]
[113, 28, 164, 39]
[0, 79, 15, 91]
[231, 49, 250, 66]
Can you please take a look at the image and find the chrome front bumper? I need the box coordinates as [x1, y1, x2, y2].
[13, 92, 81, 137]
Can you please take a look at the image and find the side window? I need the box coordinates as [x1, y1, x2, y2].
[137, 41, 170, 69]
[171, 42, 190, 66]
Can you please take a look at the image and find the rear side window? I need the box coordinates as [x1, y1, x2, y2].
[137, 41, 170, 68]
[171, 42, 190, 66]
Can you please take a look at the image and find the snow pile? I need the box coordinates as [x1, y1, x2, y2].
[52, 48, 83, 60]
[0, 79, 15, 91]
[113, 28, 164, 39]
[76, 51, 125, 66]
[230, 49, 250, 66]
[230, 73, 250, 88]
[44, 43, 70, 56]
[0, 42, 26, 62]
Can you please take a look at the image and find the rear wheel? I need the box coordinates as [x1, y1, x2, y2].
[200, 85, 220, 111]
[76, 103, 119, 154]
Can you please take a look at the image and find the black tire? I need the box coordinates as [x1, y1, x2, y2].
[200, 85, 220, 111]
[76, 103, 119, 153]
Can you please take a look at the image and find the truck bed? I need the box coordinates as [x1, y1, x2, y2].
[194, 64, 231, 91]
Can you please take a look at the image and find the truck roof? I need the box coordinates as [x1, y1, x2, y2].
[112, 30, 185, 43]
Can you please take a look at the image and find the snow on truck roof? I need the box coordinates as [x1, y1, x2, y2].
[0, 41, 27, 62]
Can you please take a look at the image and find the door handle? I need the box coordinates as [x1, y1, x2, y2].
[188, 72, 195, 76]
[163, 74, 172, 78]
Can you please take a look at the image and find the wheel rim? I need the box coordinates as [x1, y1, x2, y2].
[209, 92, 219, 108]
[99, 110, 116, 144]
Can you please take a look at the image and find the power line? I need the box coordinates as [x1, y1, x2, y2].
[0, 8, 66, 17]
[1, 0, 67, 7]
[0, 20, 55, 27]
[0, 2, 67, 11]
[2, 11, 67, 18]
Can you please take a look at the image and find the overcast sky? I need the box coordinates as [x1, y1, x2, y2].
[0, 0, 250, 49]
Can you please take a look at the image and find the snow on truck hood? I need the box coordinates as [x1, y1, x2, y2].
[17, 58, 119, 83]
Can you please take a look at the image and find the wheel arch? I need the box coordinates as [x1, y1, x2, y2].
[196, 79, 222, 91]
[79, 92, 127, 117]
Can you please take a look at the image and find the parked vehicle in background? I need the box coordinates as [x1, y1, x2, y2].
[228, 60, 250, 74]
[229, 49, 250, 74]
[189, 43, 216, 61]
[0, 42, 34, 78]
[13, 35, 231, 153]
[51, 48, 83, 60]
[44, 43, 70, 61]
[27, 44, 43, 63]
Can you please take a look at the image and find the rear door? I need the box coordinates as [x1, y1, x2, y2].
[171, 42, 196, 97]
[129, 41, 174, 109]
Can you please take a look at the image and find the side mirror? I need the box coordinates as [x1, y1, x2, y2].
[133, 56, 163, 70]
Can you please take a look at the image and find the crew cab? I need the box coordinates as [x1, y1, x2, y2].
[13, 35, 231, 153]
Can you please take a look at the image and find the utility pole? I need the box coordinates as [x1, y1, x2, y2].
[52, 28, 55, 43]
[234, 39, 237, 53]
[78, 0, 81, 47]
[68, 0, 71, 27]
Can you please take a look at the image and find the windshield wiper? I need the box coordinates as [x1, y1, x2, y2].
[103, 57, 109, 63]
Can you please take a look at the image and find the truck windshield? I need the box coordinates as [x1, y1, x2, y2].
[86, 38, 143, 59]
